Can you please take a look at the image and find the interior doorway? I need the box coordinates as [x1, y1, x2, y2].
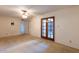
[20, 20, 25, 34]
[41, 16, 55, 41]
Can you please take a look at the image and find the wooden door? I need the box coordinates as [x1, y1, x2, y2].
[41, 17, 55, 41]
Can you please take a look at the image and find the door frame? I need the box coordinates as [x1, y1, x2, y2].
[41, 16, 55, 41]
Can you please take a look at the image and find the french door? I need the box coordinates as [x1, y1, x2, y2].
[41, 17, 55, 41]
[20, 20, 25, 34]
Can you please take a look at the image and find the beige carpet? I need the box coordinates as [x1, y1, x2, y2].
[0, 34, 79, 53]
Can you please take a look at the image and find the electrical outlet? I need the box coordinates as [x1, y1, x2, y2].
[69, 40, 72, 43]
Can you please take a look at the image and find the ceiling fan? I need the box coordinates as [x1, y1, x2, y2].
[21, 10, 28, 19]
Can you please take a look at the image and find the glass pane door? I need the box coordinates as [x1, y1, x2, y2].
[48, 18, 53, 39]
[20, 21, 25, 34]
[41, 19, 46, 37]
[41, 17, 55, 41]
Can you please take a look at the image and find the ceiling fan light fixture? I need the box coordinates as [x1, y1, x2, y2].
[22, 10, 27, 12]
[21, 10, 28, 19]
[22, 14, 28, 19]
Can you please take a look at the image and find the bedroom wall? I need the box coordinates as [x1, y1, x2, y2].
[0, 16, 22, 37]
[29, 16, 41, 37]
[29, 6, 79, 49]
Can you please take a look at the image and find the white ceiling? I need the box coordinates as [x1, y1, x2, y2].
[0, 5, 73, 18]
